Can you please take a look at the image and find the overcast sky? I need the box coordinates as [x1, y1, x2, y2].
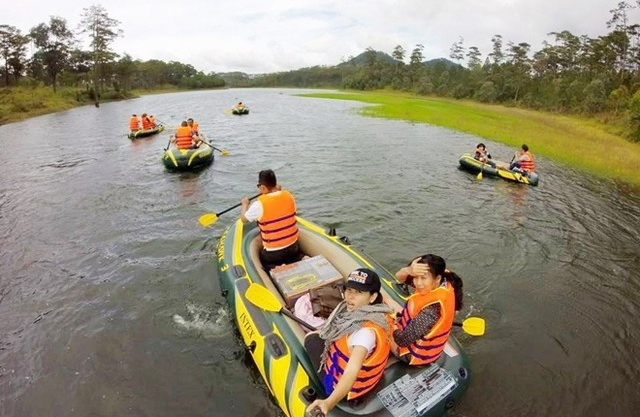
[5, 0, 632, 74]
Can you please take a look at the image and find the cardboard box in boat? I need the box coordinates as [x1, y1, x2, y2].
[271, 255, 343, 307]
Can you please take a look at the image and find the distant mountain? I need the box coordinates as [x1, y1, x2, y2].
[218, 71, 255, 87]
[423, 58, 462, 69]
[338, 50, 462, 69]
[218, 51, 463, 87]
[337, 50, 396, 66]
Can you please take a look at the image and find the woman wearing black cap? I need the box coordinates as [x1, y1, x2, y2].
[392, 254, 464, 365]
[306, 268, 393, 415]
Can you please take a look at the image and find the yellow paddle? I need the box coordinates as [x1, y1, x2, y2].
[198, 193, 260, 227]
[199, 136, 229, 156]
[476, 163, 484, 180]
[454, 317, 485, 336]
[245, 283, 318, 331]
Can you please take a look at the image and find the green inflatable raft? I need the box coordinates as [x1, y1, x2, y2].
[162, 143, 214, 171]
[128, 124, 165, 139]
[231, 106, 250, 115]
[216, 216, 472, 416]
[458, 153, 539, 186]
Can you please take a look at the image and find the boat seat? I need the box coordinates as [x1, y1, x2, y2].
[303, 331, 325, 377]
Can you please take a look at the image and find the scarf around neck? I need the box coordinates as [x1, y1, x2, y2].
[317, 300, 393, 371]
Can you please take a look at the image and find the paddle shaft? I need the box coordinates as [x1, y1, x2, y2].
[200, 138, 226, 153]
[217, 193, 261, 217]
[280, 307, 317, 331]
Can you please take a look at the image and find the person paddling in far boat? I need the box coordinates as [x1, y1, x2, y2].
[240, 169, 303, 271]
[187, 118, 200, 137]
[141, 113, 152, 130]
[499, 144, 535, 175]
[473, 143, 496, 167]
[129, 114, 140, 133]
[170, 121, 200, 149]
[149, 115, 156, 128]
[306, 268, 393, 416]
[392, 254, 464, 365]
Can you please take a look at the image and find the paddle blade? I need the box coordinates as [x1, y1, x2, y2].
[476, 171, 483, 180]
[245, 283, 283, 313]
[198, 213, 219, 227]
[461, 317, 485, 336]
[221, 149, 229, 156]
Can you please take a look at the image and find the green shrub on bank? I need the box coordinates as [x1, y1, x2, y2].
[0, 86, 137, 125]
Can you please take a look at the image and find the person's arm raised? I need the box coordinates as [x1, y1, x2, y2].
[395, 258, 428, 282]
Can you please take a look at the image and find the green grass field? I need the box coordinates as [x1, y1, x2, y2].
[301, 91, 640, 189]
[0, 86, 84, 125]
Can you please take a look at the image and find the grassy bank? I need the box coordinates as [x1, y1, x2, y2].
[302, 91, 640, 189]
[0, 85, 189, 126]
[0, 86, 91, 125]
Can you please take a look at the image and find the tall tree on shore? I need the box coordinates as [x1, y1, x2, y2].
[489, 34, 504, 65]
[449, 37, 465, 64]
[409, 43, 425, 85]
[0, 25, 29, 86]
[392, 45, 405, 73]
[505, 42, 532, 101]
[466, 46, 482, 69]
[78, 4, 122, 98]
[29, 17, 75, 92]
[606, 1, 635, 80]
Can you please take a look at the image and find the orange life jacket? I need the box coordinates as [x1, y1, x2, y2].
[149, 116, 156, 127]
[141, 116, 152, 129]
[519, 151, 535, 172]
[396, 281, 455, 366]
[175, 126, 194, 149]
[188, 122, 199, 135]
[257, 191, 298, 249]
[324, 321, 391, 400]
[129, 116, 139, 131]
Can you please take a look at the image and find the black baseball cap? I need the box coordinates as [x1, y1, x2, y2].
[344, 268, 381, 293]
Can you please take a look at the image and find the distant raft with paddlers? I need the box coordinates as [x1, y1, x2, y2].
[128, 124, 165, 139]
[162, 142, 214, 171]
[231, 106, 250, 115]
[458, 153, 539, 186]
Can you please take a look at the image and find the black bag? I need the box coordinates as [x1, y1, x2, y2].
[309, 284, 343, 319]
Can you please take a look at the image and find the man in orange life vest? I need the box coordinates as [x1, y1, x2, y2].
[129, 114, 140, 132]
[141, 113, 152, 130]
[187, 118, 199, 137]
[507, 144, 535, 175]
[170, 121, 200, 149]
[240, 169, 303, 271]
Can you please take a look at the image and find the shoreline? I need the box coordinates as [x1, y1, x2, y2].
[301, 91, 640, 190]
[0, 86, 200, 126]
